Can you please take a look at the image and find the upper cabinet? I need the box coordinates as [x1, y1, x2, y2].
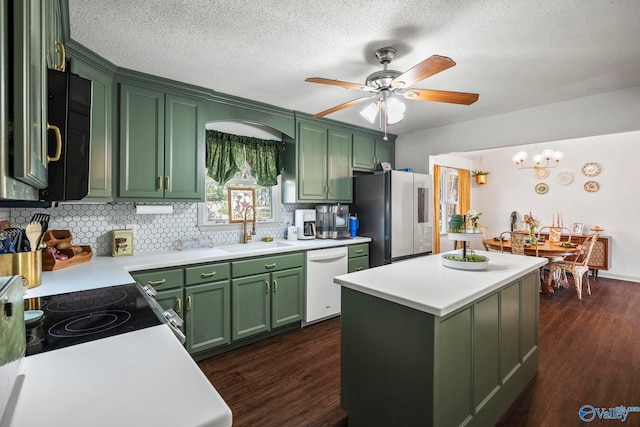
[44, 0, 65, 72]
[10, 0, 49, 191]
[70, 55, 114, 201]
[118, 83, 204, 201]
[352, 133, 396, 171]
[283, 118, 352, 203]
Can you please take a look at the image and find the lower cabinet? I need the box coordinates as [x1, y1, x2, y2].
[131, 262, 231, 355]
[231, 253, 305, 341]
[348, 243, 369, 273]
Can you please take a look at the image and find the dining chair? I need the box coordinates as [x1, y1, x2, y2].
[498, 231, 528, 255]
[537, 226, 572, 283]
[547, 233, 598, 300]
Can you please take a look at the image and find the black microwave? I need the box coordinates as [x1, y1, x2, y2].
[39, 68, 92, 202]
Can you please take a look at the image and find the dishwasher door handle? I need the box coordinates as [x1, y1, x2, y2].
[307, 249, 348, 262]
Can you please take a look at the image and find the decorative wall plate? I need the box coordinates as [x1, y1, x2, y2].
[534, 168, 549, 179]
[556, 171, 573, 185]
[535, 183, 549, 194]
[584, 180, 600, 192]
[581, 162, 601, 177]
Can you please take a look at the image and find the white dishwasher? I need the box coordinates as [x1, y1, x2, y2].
[304, 246, 348, 325]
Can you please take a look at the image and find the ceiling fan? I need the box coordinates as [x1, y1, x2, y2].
[305, 47, 479, 138]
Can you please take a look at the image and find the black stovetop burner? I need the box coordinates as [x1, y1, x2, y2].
[24, 283, 163, 356]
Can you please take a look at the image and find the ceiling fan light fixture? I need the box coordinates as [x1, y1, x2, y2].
[360, 102, 379, 123]
[385, 97, 405, 124]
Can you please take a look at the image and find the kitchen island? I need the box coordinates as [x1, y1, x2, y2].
[333, 250, 547, 427]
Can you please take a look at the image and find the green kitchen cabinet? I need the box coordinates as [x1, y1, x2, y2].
[296, 122, 352, 202]
[341, 271, 539, 427]
[71, 57, 114, 200]
[352, 133, 396, 171]
[10, 0, 49, 191]
[348, 243, 369, 273]
[118, 84, 204, 201]
[286, 119, 352, 203]
[185, 281, 231, 354]
[44, 0, 64, 71]
[132, 262, 231, 354]
[231, 253, 304, 341]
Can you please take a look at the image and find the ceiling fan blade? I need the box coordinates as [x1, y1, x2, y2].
[313, 96, 374, 118]
[306, 77, 376, 92]
[403, 89, 479, 105]
[391, 55, 456, 88]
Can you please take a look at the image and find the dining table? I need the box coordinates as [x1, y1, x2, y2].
[482, 238, 583, 294]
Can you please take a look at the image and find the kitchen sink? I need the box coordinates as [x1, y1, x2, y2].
[218, 241, 294, 253]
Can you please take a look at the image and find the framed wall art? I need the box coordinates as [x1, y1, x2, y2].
[112, 229, 134, 257]
[228, 187, 255, 223]
[572, 222, 584, 235]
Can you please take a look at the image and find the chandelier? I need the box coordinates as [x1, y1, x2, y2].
[360, 91, 405, 141]
[512, 144, 563, 173]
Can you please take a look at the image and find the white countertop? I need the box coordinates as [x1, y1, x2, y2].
[3, 237, 371, 427]
[334, 250, 547, 316]
[26, 237, 371, 298]
[1, 326, 232, 427]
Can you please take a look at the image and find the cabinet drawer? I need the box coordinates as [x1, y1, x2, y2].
[185, 262, 230, 285]
[348, 256, 369, 273]
[232, 252, 304, 278]
[348, 244, 369, 258]
[131, 268, 184, 291]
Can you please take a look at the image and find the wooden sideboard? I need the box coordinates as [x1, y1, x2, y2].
[540, 233, 611, 278]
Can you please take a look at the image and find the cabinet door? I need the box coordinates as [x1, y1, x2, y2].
[44, 0, 63, 71]
[297, 122, 328, 200]
[375, 138, 395, 167]
[155, 288, 184, 317]
[72, 59, 113, 200]
[185, 281, 231, 354]
[271, 267, 304, 328]
[232, 273, 270, 341]
[12, 0, 48, 189]
[164, 94, 204, 200]
[327, 129, 352, 202]
[118, 84, 164, 198]
[352, 134, 375, 170]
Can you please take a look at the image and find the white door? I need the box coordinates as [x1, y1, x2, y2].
[391, 171, 414, 259]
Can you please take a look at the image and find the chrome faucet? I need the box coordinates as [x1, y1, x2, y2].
[243, 206, 256, 243]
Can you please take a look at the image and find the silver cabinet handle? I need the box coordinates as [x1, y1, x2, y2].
[265, 263, 276, 269]
[201, 271, 216, 278]
[265, 280, 270, 294]
[355, 266, 364, 271]
[273, 280, 277, 293]
[147, 279, 166, 286]
[187, 295, 192, 312]
[176, 298, 182, 314]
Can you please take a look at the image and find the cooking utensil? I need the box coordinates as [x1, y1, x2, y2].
[25, 222, 42, 252]
[30, 213, 50, 233]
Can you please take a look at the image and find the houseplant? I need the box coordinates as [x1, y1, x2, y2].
[472, 170, 490, 185]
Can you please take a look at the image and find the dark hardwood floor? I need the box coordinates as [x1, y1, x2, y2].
[198, 276, 640, 427]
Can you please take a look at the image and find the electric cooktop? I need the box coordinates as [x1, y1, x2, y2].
[24, 283, 163, 356]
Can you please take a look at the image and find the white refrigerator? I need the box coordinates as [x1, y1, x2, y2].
[353, 171, 433, 267]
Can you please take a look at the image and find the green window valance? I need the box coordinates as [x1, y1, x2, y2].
[205, 130, 284, 186]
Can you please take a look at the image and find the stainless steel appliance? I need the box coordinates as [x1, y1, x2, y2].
[0, 276, 25, 421]
[23, 283, 184, 356]
[315, 204, 350, 239]
[304, 246, 348, 325]
[294, 209, 316, 240]
[353, 171, 433, 267]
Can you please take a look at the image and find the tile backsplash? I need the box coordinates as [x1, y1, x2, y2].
[9, 203, 312, 256]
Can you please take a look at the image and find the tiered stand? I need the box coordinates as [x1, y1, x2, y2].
[441, 230, 489, 270]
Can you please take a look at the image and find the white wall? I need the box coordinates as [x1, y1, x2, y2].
[461, 131, 638, 281]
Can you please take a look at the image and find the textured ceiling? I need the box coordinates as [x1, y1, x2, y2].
[67, 0, 640, 136]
